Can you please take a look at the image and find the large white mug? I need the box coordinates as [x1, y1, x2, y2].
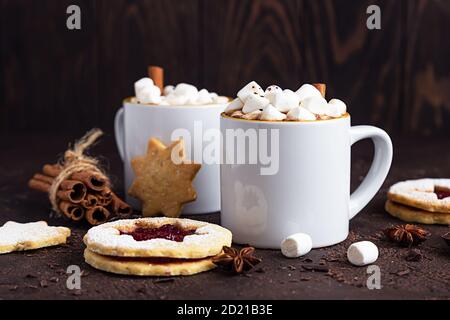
[220, 114, 393, 249]
[114, 99, 227, 214]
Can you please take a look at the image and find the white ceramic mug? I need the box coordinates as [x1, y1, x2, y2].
[114, 99, 227, 214]
[220, 114, 393, 249]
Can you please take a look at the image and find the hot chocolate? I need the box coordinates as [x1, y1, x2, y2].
[224, 81, 348, 121]
[133, 78, 229, 106]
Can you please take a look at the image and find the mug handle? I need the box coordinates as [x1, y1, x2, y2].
[114, 107, 125, 161]
[349, 126, 393, 219]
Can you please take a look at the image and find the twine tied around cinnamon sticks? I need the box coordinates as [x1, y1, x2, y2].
[29, 129, 132, 225]
[48, 129, 107, 213]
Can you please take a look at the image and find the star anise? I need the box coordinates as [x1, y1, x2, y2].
[384, 224, 431, 247]
[212, 246, 261, 274]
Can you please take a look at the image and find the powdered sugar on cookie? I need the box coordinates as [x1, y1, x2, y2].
[388, 179, 450, 214]
[0, 221, 71, 254]
[84, 217, 232, 259]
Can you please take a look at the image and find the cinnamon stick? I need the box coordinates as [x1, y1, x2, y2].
[110, 193, 133, 217]
[313, 83, 326, 98]
[148, 65, 164, 93]
[28, 178, 85, 203]
[81, 194, 99, 208]
[86, 206, 111, 226]
[43, 164, 108, 191]
[71, 171, 108, 191]
[33, 173, 87, 193]
[59, 201, 85, 221]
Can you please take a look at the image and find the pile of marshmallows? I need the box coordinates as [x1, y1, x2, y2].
[225, 81, 347, 121]
[134, 77, 229, 106]
[281, 233, 379, 267]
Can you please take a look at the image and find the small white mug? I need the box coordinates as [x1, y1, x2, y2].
[220, 114, 393, 249]
[114, 99, 227, 214]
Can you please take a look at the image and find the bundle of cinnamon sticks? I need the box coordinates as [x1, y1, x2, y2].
[29, 164, 132, 225]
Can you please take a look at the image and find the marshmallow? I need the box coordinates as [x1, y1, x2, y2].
[272, 89, 300, 113]
[295, 84, 323, 102]
[281, 233, 313, 258]
[301, 96, 329, 115]
[260, 104, 287, 121]
[264, 85, 283, 104]
[210, 92, 219, 99]
[328, 99, 347, 116]
[224, 98, 244, 114]
[173, 83, 199, 104]
[136, 85, 162, 104]
[237, 81, 264, 102]
[134, 77, 154, 96]
[196, 89, 213, 105]
[287, 106, 317, 121]
[242, 93, 270, 114]
[163, 85, 174, 96]
[165, 92, 189, 105]
[213, 96, 230, 104]
[347, 241, 379, 266]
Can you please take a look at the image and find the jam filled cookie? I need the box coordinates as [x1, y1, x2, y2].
[0, 221, 70, 254]
[84, 249, 216, 277]
[83, 218, 232, 276]
[387, 179, 450, 214]
[385, 200, 450, 225]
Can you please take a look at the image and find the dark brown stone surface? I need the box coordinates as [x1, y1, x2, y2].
[0, 132, 449, 300]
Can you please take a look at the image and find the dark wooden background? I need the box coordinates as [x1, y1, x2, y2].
[1, 0, 449, 136]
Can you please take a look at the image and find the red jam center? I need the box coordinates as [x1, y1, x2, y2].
[121, 224, 196, 242]
[435, 191, 450, 200]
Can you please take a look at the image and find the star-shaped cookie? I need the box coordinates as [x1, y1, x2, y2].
[128, 138, 201, 217]
[0, 221, 71, 254]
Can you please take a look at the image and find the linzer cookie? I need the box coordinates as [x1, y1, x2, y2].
[387, 179, 450, 213]
[128, 138, 201, 218]
[83, 217, 232, 276]
[386, 179, 450, 225]
[224, 81, 348, 121]
[0, 221, 70, 254]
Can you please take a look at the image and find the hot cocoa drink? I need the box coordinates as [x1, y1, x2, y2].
[224, 81, 348, 121]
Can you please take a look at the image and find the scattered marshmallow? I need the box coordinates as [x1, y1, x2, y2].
[225, 98, 244, 114]
[272, 89, 300, 113]
[281, 233, 313, 258]
[287, 106, 317, 121]
[265, 85, 283, 104]
[347, 241, 379, 266]
[295, 84, 323, 102]
[301, 96, 329, 115]
[238, 81, 265, 102]
[242, 93, 270, 114]
[260, 105, 287, 121]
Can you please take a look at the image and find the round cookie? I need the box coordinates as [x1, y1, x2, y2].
[83, 217, 232, 259]
[84, 249, 216, 277]
[387, 179, 450, 213]
[385, 200, 450, 225]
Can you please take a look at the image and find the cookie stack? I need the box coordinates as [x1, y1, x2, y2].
[83, 217, 232, 276]
[386, 179, 450, 225]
